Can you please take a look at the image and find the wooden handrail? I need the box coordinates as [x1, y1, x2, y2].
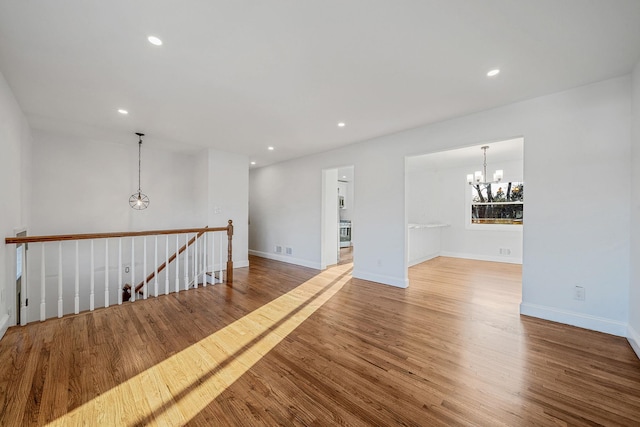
[5, 226, 228, 245]
[133, 228, 207, 294]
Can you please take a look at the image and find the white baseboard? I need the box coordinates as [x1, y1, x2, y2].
[520, 302, 627, 337]
[408, 252, 440, 267]
[352, 269, 408, 288]
[0, 314, 10, 341]
[234, 259, 249, 268]
[248, 250, 322, 270]
[628, 324, 640, 360]
[440, 251, 522, 264]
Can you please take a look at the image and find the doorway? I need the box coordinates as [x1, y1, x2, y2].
[337, 166, 354, 264]
[405, 138, 524, 269]
[321, 165, 355, 269]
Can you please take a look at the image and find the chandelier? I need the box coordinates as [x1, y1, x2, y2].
[129, 132, 150, 210]
[466, 146, 503, 185]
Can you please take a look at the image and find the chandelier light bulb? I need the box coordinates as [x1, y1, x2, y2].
[467, 146, 505, 186]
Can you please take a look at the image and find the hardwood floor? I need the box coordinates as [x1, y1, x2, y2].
[1, 256, 639, 426]
[339, 246, 353, 264]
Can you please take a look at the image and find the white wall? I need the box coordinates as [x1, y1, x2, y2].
[249, 76, 632, 336]
[629, 61, 640, 357]
[407, 168, 440, 224]
[207, 149, 249, 268]
[0, 71, 31, 338]
[321, 169, 339, 269]
[30, 131, 206, 235]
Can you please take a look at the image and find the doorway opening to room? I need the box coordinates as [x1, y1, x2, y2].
[321, 165, 355, 269]
[405, 138, 524, 271]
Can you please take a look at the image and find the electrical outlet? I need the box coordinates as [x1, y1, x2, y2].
[275, 245, 282, 254]
[499, 248, 511, 255]
[574, 286, 585, 301]
[214, 206, 222, 214]
[124, 265, 130, 274]
[285, 247, 293, 255]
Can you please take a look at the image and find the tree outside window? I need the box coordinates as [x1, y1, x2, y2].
[471, 182, 523, 225]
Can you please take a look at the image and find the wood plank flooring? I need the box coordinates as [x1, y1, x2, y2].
[1, 256, 639, 425]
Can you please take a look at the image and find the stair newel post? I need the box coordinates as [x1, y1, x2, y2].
[104, 239, 109, 308]
[90, 240, 95, 311]
[75, 241, 80, 313]
[118, 238, 122, 305]
[175, 234, 180, 293]
[40, 243, 46, 322]
[57, 241, 63, 318]
[183, 234, 189, 291]
[226, 220, 233, 284]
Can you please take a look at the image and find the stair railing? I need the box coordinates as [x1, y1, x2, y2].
[5, 220, 234, 325]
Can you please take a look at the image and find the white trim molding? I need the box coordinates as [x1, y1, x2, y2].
[0, 314, 9, 341]
[520, 302, 627, 337]
[628, 325, 640, 360]
[440, 251, 522, 265]
[353, 269, 408, 288]
[249, 250, 322, 270]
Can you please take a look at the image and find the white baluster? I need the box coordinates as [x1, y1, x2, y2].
[90, 240, 95, 311]
[219, 233, 224, 283]
[20, 243, 27, 325]
[75, 241, 79, 314]
[118, 238, 123, 305]
[175, 234, 179, 293]
[165, 235, 169, 295]
[154, 235, 158, 298]
[203, 232, 207, 287]
[184, 234, 189, 291]
[143, 237, 147, 300]
[40, 243, 46, 321]
[193, 233, 198, 288]
[131, 238, 135, 302]
[104, 239, 109, 308]
[213, 234, 217, 283]
[58, 241, 63, 318]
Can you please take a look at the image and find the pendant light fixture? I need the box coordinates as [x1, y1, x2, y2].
[129, 132, 150, 210]
[466, 146, 503, 185]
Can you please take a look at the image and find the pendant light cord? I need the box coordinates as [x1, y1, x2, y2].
[138, 137, 142, 194]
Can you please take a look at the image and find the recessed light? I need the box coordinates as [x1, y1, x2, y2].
[250, 161, 256, 165]
[147, 36, 163, 46]
[487, 69, 500, 77]
[337, 122, 346, 127]
[268, 146, 274, 151]
[342, 176, 347, 179]
[117, 109, 129, 115]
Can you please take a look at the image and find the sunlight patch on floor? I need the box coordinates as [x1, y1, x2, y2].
[47, 263, 353, 426]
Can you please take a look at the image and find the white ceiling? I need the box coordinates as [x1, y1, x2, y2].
[406, 137, 523, 172]
[1, 1, 639, 166]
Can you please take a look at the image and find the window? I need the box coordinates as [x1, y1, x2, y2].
[470, 182, 523, 225]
